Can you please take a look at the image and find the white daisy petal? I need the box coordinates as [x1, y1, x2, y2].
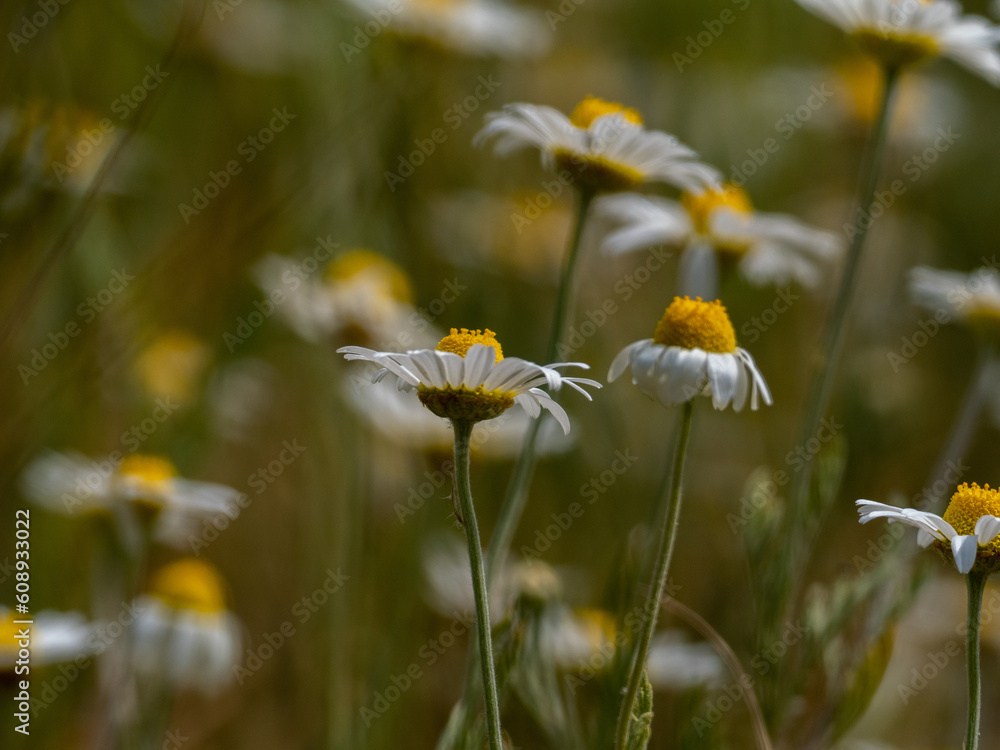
[952, 535, 980, 574]
[975, 515, 1000, 545]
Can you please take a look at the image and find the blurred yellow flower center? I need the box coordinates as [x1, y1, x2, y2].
[569, 96, 643, 129]
[0, 612, 22, 662]
[653, 297, 738, 354]
[148, 559, 227, 614]
[326, 249, 413, 305]
[965, 303, 1000, 338]
[943, 483, 1000, 554]
[435, 328, 504, 361]
[683, 184, 753, 236]
[117, 455, 177, 509]
[577, 608, 617, 652]
[134, 330, 209, 404]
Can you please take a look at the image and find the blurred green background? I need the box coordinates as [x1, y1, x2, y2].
[2, 0, 1000, 747]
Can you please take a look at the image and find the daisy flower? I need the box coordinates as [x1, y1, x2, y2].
[646, 632, 725, 691]
[597, 185, 842, 297]
[1, 608, 98, 670]
[474, 96, 721, 194]
[21, 452, 242, 549]
[338, 327, 601, 433]
[342, 0, 550, 58]
[857, 483, 1000, 574]
[794, 0, 1000, 84]
[254, 248, 425, 349]
[131, 558, 241, 693]
[909, 264, 1000, 341]
[608, 297, 772, 411]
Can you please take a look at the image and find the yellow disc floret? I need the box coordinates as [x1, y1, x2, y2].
[326, 249, 413, 305]
[965, 303, 1000, 342]
[435, 328, 504, 361]
[569, 96, 643, 129]
[940, 483, 1000, 572]
[653, 297, 738, 354]
[682, 184, 753, 236]
[117, 455, 177, 510]
[148, 558, 228, 614]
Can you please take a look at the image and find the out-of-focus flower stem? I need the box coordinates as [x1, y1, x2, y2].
[614, 400, 694, 750]
[786, 65, 900, 561]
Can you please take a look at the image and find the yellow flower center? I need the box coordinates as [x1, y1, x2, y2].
[653, 297, 738, 354]
[682, 184, 753, 236]
[435, 328, 504, 361]
[326, 249, 413, 305]
[943, 483, 1000, 546]
[568, 96, 644, 129]
[965, 303, 1000, 340]
[577, 608, 617, 653]
[1, 611, 24, 665]
[420, 328, 514, 422]
[148, 559, 228, 614]
[117, 455, 177, 509]
[134, 330, 209, 403]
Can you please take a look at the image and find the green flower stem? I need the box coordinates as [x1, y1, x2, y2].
[485, 186, 596, 580]
[785, 65, 900, 554]
[926, 350, 999, 513]
[453, 418, 503, 750]
[614, 400, 695, 750]
[965, 570, 987, 750]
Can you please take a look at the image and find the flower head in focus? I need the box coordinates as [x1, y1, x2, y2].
[597, 185, 842, 298]
[857, 483, 1000, 574]
[132, 558, 241, 693]
[474, 96, 721, 193]
[339, 327, 600, 432]
[794, 0, 1000, 84]
[608, 297, 772, 411]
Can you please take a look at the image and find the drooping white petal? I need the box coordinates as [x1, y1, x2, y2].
[706, 352, 740, 410]
[608, 339, 651, 382]
[952, 535, 980, 574]
[975, 515, 1000, 545]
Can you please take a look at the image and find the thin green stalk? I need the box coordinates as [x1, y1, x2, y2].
[453, 419, 503, 750]
[485, 186, 596, 580]
[965, 570, 987, 750]
[785, 65, 900, 557]
[924, 350, 999, 513]
[614, 400, 695, 750]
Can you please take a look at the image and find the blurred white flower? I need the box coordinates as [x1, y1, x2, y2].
[475, 97, 721, 194]
[537, 606, 617, 669]
[342, 0, 550, 58]
[339, 328, 599, 433]
[646, 631, 726, 691]
[21, 452, 242, 550]
[423, 538, 563, 624]
[609, 297, 771, 412]
[597, 186, 841, 297]
[131, 559, 241, 694]
[254, 248, 426, 350]
[909, 264, 1000, 336]
[794, 0, 1000, 84]
[0, 608, 98, 670]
